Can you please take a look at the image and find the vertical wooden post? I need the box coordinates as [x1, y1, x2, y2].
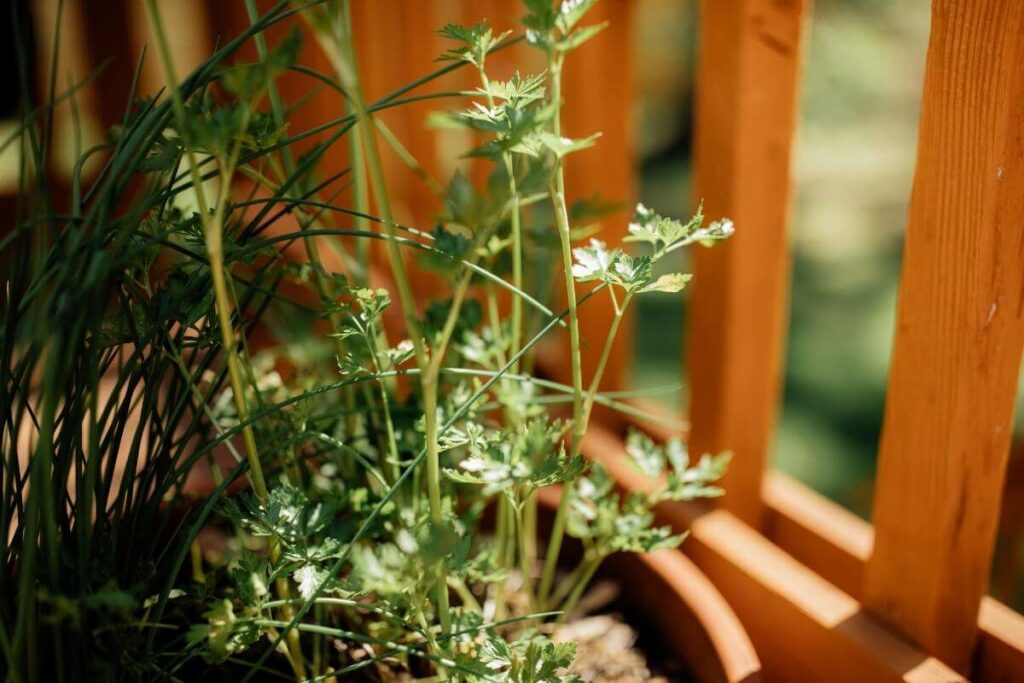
[398, 0, 444, 228]
[350, 1, 412, 222]
[560, 0, 636, 393]
[687, 0, 808, 527]
[33, 0, 105, 180]
[129, 0, 211, 97]
[864, 1, 1024, 673]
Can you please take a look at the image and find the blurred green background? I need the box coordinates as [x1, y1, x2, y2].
[629, 0, 1024, 608]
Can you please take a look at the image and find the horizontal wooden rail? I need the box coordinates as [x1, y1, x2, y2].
[688, 0, 808, 528]
[763, 471, 1024, 683]
[616, 405, 1024, 682]
[583, 422, 964, 683]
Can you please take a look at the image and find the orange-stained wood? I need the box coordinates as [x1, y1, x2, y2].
[608, 550, 763, 683]
[620, 400, 1024, 681]
[976, 599, 1024, 683]
[763, 471, 870, 598]
[864, 0, 1024, 673]
[128, 0, 212, 97]
[687, 0, 809, 528]
[33, 0, 106, 180]
[556, 0, 636, 394]
[762, 471, 1024, 683]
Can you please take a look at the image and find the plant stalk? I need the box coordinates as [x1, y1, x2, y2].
[538, 57, 586, 606]
[315, 6, 454, 650]
[144, 3, 306, 677]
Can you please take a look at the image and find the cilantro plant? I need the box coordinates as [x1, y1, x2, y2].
[3, 1, 732, 681]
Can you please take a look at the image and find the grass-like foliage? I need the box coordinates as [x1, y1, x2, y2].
[1, 1, 732, 680]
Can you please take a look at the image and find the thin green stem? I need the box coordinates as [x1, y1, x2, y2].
[493, 493, 510, 620]
[513, 500, 537, 609]
[578, 290, 632, 439]
[557, 554, 602, 623]
[315, 5, 453, 650]
[144, 0, 270, 502]
[478, 56, 534, 608]
[145, 4, 308, 678]
[540, 292, 632, 613]
[539, 57, 584, 606]
[477, 66, 524, 373]
[341, 0, 371, 289]
[448, 577, 483, 613]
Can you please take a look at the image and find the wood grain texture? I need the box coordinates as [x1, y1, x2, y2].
[762, 471, 1024, 682]
[864, 1, 1024, 672]
[581, 424, 964, 683]
[612, 550, 763, 683]
[687, 0, 808, 528]
[976, 599, 1024, 683]
[619, 403, 1024, 680]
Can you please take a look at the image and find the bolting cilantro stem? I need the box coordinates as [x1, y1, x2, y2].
[144, 3, 309, 679]
[340, 1, 372, 290]
[513, 501, 538, 609]
[547, 293, 632, 613]
[539, 56, 585, 607]
[557, 554, 602, 623]
[309, 6, 455, 649]
[477, 67, 525, 375]
[477, 62, 535, 596]
[143, 0, 269, 507]
[579, 289, 633, 439]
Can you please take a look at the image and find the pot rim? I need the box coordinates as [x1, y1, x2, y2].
[536, 485, 761, 683]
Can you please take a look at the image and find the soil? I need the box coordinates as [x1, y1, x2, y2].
[325, 579, 691, 682]
[557, 579, 693, 682]
[338, 608, 685, 682]
[557, 614, 670, 681]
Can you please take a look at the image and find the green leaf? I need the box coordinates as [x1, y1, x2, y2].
[572, 241, 656, 292]
[531, 450, 585, 489]
[438, 22, 511, 67]
[477, 71, 548, 105]
[556, 20, 609, 53]
[639, 272, 692, 294]
[433, 224, 474, 260]
[556, 0, 600, 32]
[611, 252, 653, 291]
[522, 0, 559, 51]
[624, 202, 702, 248]
[515, 635, 580, 682]
[625, 430, 665, 478]
[624, 201, 734, 254]
[538, 131, 601, 158]
[693, 218, 736, 245]
[570, 238, 617, 283]
[293, 565, 326, 600]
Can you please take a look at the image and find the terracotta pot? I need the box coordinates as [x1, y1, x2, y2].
[604, 550, 762, 683]
[536, 488, 761, 683]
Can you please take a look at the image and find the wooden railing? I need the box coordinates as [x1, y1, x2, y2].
[26, 0, 1024, 680]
